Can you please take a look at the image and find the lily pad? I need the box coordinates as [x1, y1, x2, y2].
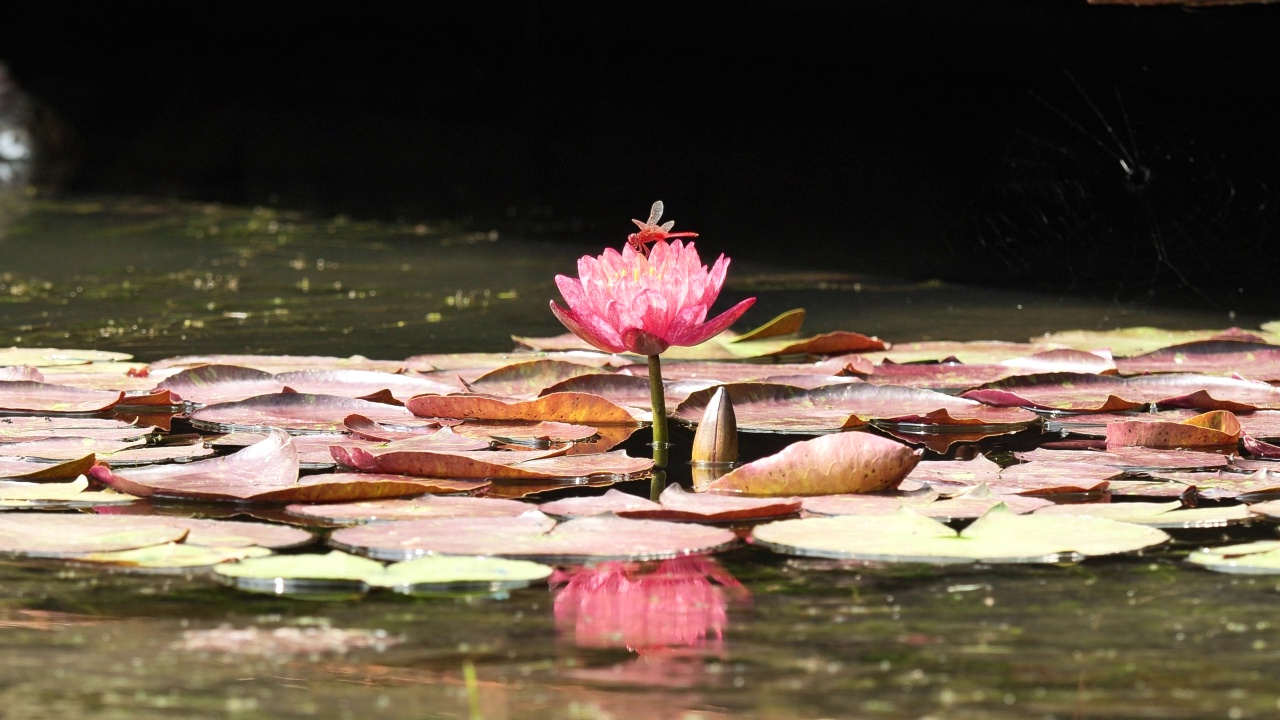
[1034, 500, 1253, 528]
[215, 550, 387, 593]
[150, 354, 403, 373]
[1105, 410, 1241, 449]
[88, 429, 454, 502]
[334, 445, 651, 481]
[74, 543, 274, 571]
[154, 364, 286, 405]
[705, 431, 921, 497]
[329, 513, 736, 562]
[369, 555, 554, 592]
[285, 495, 532, 524]
[616, 484, 801, 523]
[466, 359, 603, 398]
[1186, 541, 1280, 574]
[452, 420, 599, 445]
[190, 393, 416, 434]
[1115, 340, 1280, 380]
[407, 392, 638, 425]
[676, 382, 1039, 434]
[275, 369, 456, 403]
[0, 347, 133, 367]
[751, 505, 1169, 563]
[0, 381, 125, 413]
[537, 489, 662, 518]
[0, 514, 190, 557]
[0, 453, 97, 481]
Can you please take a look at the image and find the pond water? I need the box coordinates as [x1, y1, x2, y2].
[3, 199, 1279, 719]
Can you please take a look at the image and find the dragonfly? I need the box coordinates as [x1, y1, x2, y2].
[626, 200, 698, 257]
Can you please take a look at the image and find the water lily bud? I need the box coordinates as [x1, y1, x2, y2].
[691, 386, 738, 464]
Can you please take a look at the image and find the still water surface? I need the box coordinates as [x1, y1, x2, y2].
[2, 200, 1278, 719]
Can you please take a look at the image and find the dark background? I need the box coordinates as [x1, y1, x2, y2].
[5, 1, 1279, 305]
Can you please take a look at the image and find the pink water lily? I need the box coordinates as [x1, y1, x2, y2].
[550, 239, 755, 356]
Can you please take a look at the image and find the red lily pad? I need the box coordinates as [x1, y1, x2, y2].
[0, 347, 132, 367]
[466, 359, 603, 398]
[111, 515, 314, 548]
[0, 381, 125, 413]
[149, 354, 404, 373]
[1122, 373, 1280, 411]
[190, 393, 416, 433]
[89, 429, 460, 502]
[537, 489, 662, 518]
[0, 366, 44, 382]
[154, 365, 286, 405]
[1014, 446, 1233, 470]
[407, 392, 638, 424]
[961, 373, 1141, 412]
[861, 362, 1019, 390]
[904, 455, 1003, 494]
[276, 369, 456, 403]
[1105, 410, 1242, 449]
[285, 495, 532, 524]
[616, 484, 801, 523]
[0, 514, 190, 557]
[676, 382, 1038, 433]
[1044, 409, 1203, 437]
[705, 431, 922, 496]
[539, 374, 662, 410]
[342, 414, 448, 441]
[329, 513, 736, 562]
[801, 485, 941, 516]
[987, 461, 1119, 495]
[0, 454, 97, 481]
[860, 341, 1060, 365]
[335, 445, 651, 481]
[1115, 340, 1280, 380]
[452, 420, 599, 445]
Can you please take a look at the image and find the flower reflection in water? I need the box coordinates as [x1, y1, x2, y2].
[550, 555, 749, 654]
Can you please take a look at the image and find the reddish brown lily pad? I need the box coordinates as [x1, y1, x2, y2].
[342, 414, 447, 441]
[0, 381, 125, 413]
[1122, 374, 1280, 412]
[329, 513, 736, 562]
[987, 462, 1119, 495]
[285, 495, 532, 524]
[706, 431, 922, 497]
[1115, 340, 1280, 380]
[334, 444, 651, 481]
[150, 354, 404, 373]
[1105, 410, 1242, 449]
[190, 393, 416, 433]
[616, 484, 801, 523]
[961, 373, 1141, 412]
[676, 382, 1038, 433]
[276, 369, 455, 403]
[452, 420, 599, 444]
[0, 514, 189, 557]
[466, 359, 603, 398]
[89, 430, 461, 503]
[155, 365, 286, 405]
[1014, 446, 1234, 471]
[537, 489, 662, 518]
[0, 454, 97, 481]
[407, 392, 638, 425]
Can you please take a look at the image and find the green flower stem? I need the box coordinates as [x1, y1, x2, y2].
[647, 353, 669, 469]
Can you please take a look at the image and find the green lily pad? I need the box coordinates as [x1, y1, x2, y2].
[370, 555, 553, 593]
[214, 550, 387, 593]
[1187, 541, 1280, 574]
[75, 543, 274, 571]
[751, 504, 1169, 563]
[1033, 500, 1253, 528]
